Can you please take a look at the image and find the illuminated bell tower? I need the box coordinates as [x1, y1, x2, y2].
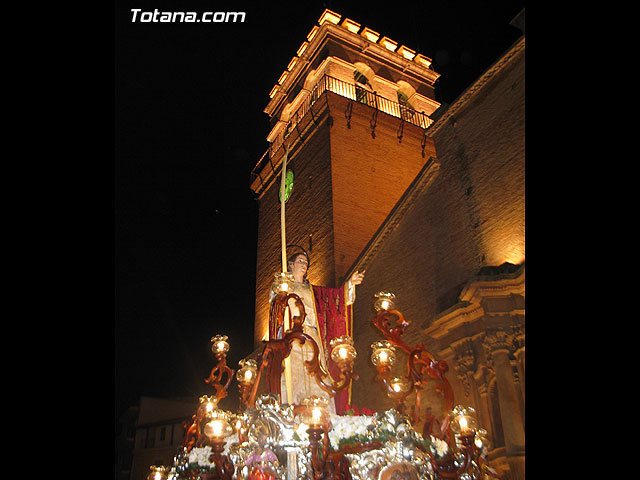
[250, 9, 441, 347]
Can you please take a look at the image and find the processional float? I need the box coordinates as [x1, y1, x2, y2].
[148, 143, 500, 480]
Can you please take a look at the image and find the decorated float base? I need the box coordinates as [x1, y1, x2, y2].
[146, 290, 501, 480]
[168, 395, 450, 480]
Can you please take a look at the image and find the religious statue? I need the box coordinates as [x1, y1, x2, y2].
[244, 430, 280, 480]
[269, 246, 365, 414]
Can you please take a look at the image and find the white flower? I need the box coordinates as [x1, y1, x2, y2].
[188, 446, 213, 467]
[326, 414, 375, 449]
[430, 436, 448, 458]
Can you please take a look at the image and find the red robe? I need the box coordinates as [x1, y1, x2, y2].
[311, 284, 353, 415]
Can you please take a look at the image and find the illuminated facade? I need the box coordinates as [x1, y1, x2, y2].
[250, 9, 525, 480]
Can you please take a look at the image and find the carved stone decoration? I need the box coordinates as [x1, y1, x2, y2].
[480, 328, 525, 464]
[482, 328, 513, 370]
[511, 317, 525, 354]
[451, 338, 475, 398]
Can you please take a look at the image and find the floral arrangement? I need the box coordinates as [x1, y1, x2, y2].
[169, 409, 448, 479]
[343, 403, 376, 416]
[329, 408, 449, 460]
[187, 446, 214, 469]
[328, 412, 377, 450]
[327, 407, 448, 459]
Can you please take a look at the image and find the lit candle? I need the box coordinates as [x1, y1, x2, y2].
[449, 405, 478, 437]
[210, 335, 229, 355]
[374, 291, 396, 311]
[300, 396, 329, 429]
[330, 335, 356, 364]
[237, 358, 258, 386]
[212, 421, 223, 438]
[205, 419, 224, 439]
[390, 377, 408, 393]
[272, 272, 294, 295]
[371, 340, 396, 367]
[459, 416, 470, 435]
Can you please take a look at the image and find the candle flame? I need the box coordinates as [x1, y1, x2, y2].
[460, 417, 468, 429]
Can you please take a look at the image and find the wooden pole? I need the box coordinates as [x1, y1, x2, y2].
[280, 143, 288, 272]
[280, 141, 293, 403]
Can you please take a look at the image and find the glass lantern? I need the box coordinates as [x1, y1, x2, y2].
[210, 334, 230, 355]
[330, 335, 357, 364]
[204, 409, 234, 441]
[299, 395, 330, 429]
[272, 272, 295, 295]
[374, 291, 396, 311]
[197, 395, 218, 421]
[388, 376, 412, 396]
[147, 466, 167, 480]
[449, 405, 478, 436]
[236, 358, 258, 385]
[371, 340, 396, 367]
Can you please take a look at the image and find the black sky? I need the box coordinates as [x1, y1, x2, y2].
[114, 0, 525, 417]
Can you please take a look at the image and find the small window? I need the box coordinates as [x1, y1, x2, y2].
[147, 427, 156, 448]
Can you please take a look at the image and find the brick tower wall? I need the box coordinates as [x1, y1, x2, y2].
[326, 93, 437, 283]
[253, 121, 336, 347]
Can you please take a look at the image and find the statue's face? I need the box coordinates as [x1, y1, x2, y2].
[289, 254, 308, 280]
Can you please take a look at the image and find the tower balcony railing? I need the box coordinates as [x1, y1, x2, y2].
[251, 74, 434, 193]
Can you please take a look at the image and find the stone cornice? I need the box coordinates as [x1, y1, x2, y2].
[422, 266, 524, 341]
[459, 266, 525, 305]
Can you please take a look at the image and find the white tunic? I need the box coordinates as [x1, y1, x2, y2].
[269, 280, 355, 412]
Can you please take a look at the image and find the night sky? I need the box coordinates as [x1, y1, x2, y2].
[114, 0, 525, 418]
